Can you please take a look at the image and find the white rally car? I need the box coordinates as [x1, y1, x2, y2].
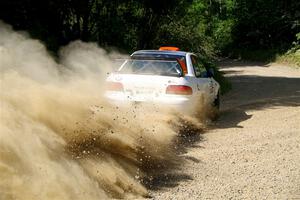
[105, 47, 220, 115]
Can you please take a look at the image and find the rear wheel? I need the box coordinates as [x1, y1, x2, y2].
[213, 92, 220, 109]
[210, 91, 220, 120]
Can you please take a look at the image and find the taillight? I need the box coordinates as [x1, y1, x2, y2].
[166, 85, 193, 95]
[106, 81, 124, 91]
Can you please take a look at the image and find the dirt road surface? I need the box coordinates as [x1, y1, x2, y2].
[151, 61, 300, 199]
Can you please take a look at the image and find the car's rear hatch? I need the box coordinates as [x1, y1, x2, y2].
[107, 74, 188, 102]
[105, 58, 193, 104]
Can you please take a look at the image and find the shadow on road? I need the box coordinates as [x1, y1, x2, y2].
[147, 63, 300, 192]
[216, 73, 300, 129]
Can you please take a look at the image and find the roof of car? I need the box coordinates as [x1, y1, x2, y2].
[132, 50, 188, 57]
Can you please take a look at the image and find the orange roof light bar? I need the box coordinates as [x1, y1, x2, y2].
[159, 46, 180, 51]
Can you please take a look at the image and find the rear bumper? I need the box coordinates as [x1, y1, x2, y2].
[105, 92, 192, 112]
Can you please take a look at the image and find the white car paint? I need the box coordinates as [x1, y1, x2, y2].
[105, 50, 220, 114]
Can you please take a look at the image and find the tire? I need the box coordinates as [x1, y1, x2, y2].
[213, 92, 220, 110]
[210, 91, 220, 120]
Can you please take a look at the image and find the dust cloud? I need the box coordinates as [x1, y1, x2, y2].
[0, 21, 203, 199]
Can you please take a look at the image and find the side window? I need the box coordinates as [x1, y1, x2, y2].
[191, 55, 206, 77]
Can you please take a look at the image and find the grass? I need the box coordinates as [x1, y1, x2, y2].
[276, 48, 300, 68]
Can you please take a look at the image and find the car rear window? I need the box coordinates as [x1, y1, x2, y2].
[132, 54, 186, 65]
[131, 53, 187, 74]
[119, 59, 183, 77]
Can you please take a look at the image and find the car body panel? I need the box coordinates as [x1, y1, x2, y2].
[105, 49, 220, 114]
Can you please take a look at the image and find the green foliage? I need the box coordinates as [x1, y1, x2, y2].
[232, 0, 300, 51]
[1, 0, 297, 57]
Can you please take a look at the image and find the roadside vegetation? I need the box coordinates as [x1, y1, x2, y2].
[276, 33, 300, 67]
[277, 50, 300, 68]
[0, 0, 299, 83]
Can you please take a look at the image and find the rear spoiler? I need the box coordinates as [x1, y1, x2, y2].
[130, 56, 178, 61]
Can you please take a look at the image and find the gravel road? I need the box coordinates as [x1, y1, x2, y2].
[151, 61, 300, 199]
